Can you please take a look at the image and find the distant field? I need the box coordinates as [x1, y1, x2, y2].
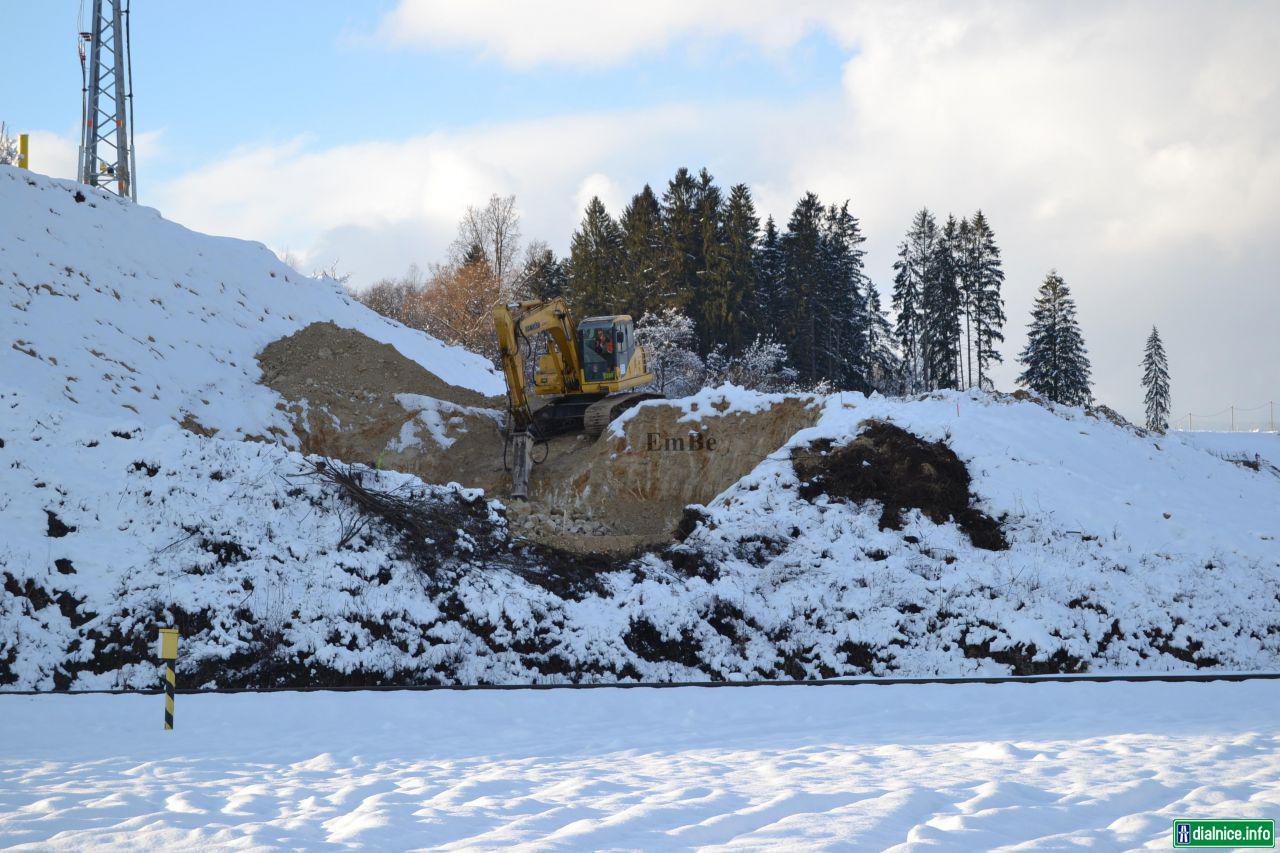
[1179, 430, 1280, 469]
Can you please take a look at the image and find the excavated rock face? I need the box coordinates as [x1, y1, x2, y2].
[522, 396, 822, 548]
[256, 322, 510, 490]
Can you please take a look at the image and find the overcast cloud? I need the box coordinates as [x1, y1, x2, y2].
[137, 2, 1280, 422]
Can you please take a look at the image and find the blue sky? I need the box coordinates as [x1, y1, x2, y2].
[6, 2, 846, 191]
[3, 2, 1278, 421]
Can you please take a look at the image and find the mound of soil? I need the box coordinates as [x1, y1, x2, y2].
[256, 322, 510, 490]
[792, 420, 1008, 551]
[259, 322, 497, 410]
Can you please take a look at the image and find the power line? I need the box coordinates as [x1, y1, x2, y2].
[1177, 401, 1277, 432]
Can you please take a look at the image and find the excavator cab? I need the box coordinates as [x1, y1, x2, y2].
[578, 316, 636, 384]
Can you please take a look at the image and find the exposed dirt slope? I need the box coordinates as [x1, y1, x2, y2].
[257, 325, 821, 552]
[257, 322, 510, 489]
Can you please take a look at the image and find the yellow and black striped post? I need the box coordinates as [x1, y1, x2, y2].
[158, 628, 179, 730]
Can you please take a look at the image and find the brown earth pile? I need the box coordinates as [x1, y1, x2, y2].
[256, 322, 509, 489]
[792, 420, 1008, 551]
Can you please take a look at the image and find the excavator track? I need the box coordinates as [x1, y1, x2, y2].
[583, 392, 665, 438]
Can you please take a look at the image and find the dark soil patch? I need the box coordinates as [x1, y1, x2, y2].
[961, 629, 1088, 675]
[792, 421, 1008, 551]
[45, 510, 75, 538]
[623, 619, 703, 669]
[1145, 626, 1221, 668]
[4, 573, 53, 610]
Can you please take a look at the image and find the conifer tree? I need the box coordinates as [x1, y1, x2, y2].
[865, 281, 901, 394]
[714, 184, 761, 354]
[922, 214, 963, 390]
[566, 196, 622, 317]
[659, 167, 700, 314]
[1142, 325, 1171, 432]
[969, 210, 1006, 389]
[1017, 271, 1092, 406]
[756, 216, 782, 318]
[778, 193, 826, 384]
[618, 185, 664, 318]
[955, 216, 977, 387]
[820, 201, 870, 389]
[519, 244, 566, 302]
[892, 208, 937, 393]
[689, 169, 728, 353]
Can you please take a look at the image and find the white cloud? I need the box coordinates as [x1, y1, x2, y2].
[150, 106, 717, 286]
[573, 173, 625, 222]
[144, 2, 1278, 421]
[375, 0, 815, 67]
[24, 131, 79, 181]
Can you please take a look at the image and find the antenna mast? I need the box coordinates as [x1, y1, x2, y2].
[78, 0, 136, 200]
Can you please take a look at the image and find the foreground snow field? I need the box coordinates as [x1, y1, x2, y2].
[2, 682, 1277, 850]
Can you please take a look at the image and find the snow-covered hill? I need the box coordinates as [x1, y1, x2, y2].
[0, 166, 501, 442]
[1, 166, 1278, 690]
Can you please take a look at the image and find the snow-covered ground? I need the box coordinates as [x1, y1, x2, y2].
[2, 681, 1277, 850]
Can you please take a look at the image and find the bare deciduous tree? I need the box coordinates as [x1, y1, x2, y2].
[450, 194, 521, 298]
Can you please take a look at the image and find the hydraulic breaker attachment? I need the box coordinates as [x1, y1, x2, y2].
[508, 431, 534, 500]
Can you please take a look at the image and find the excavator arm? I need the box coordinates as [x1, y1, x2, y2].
[493, 298, 582, 432]
[493, 298, 583, 499]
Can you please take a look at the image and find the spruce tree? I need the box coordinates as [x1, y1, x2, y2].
[778, 193, 826, 384]
[1141, 325, 1171, 432]
[892, 208, 937, 393]
[956, 216, 977, 387]
[756, 216, 782, 318]
[618, 185, 664, 318]
[1017, 271, 1092, 406]
[714, 184, 761, 354]
[520, 246, 566, 302]
[689, 169, 727, 354]
[566, 196, 623, 317]
[969, 210, 1006, 389]
[659, 167, 700, 314]
[820, 201, 870, 390]
[922, 214, 963, 390]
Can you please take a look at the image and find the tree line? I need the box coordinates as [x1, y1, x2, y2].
[352, 169, 1173, 430]
[529, 167, 900, 393]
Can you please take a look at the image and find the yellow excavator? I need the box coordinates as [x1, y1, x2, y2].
[493, 298, 660, 498]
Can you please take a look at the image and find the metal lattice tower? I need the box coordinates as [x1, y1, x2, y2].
[77, 0, 136, 200]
